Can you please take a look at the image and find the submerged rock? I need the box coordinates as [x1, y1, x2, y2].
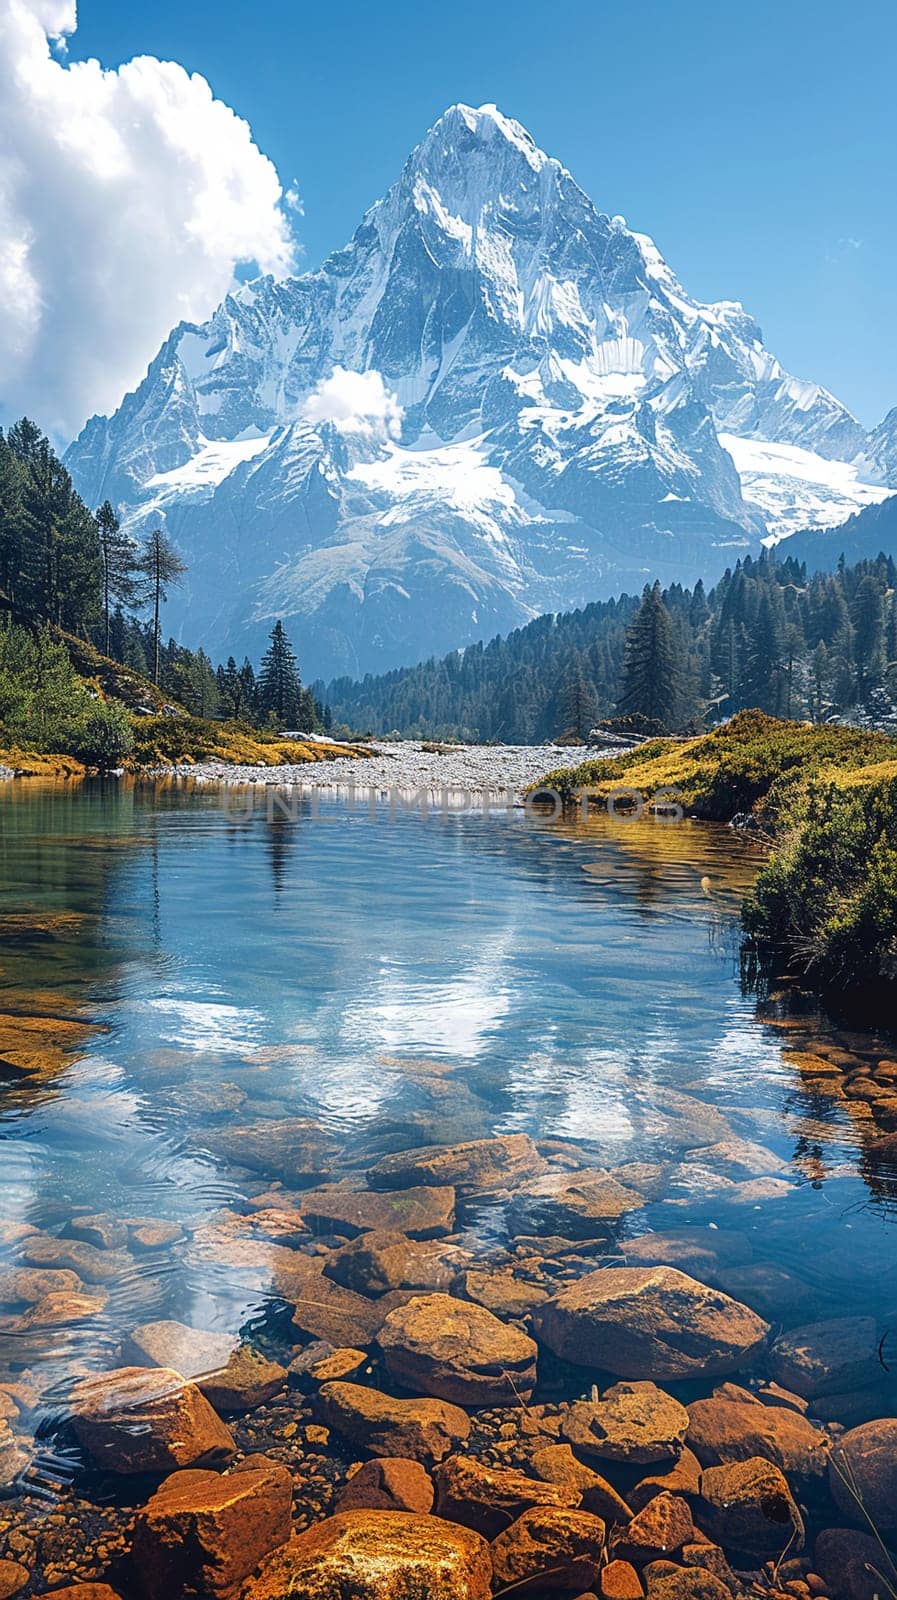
[378, 1292, 538, 1406]
[490, 1506, 607, 1591]
[698, 1457, 804, 1557]
[561, 1383, 689, 1464]
[121, 1320, 236, 1378]
[769, 1316, 881, 1399]
[367, 1134, 545, 1193]
[828, 1418, 897, 1531]
[298, 1181, 456, 1240]
[614, 1491, 695, 1562]
[334, 1457, 434, 1514]
[527, 1443, 634, 1523]
[237, 1511, 493, 1600]
[433, 1454, 580, 1537]
[509, 1171, 645, 1239]
[70, 1366, 235, 1474]
[536, 1267, 769, 1381]
[685, 1395, 829, 1476]
[814, 1526, 897, 1600]
[323, 1231, 468, 1296]
[316, 1380, 470, 1465]
[203, 1120, 336, 1187]
[132, 1459, 292, 1598]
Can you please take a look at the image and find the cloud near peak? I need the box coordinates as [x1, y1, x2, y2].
[301, 366, 404, 440]
[0, 0, 297, 443]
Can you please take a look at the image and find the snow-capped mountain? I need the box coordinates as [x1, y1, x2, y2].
[65, 103, 894, 677]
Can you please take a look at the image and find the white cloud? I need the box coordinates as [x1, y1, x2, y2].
[0, 0, 296, 442]
[301, 366, 404, 440]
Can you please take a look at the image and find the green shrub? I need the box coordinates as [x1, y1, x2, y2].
[72, 702, 135, 770]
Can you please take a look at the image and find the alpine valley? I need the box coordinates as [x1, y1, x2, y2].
[65, 104, 895, 679]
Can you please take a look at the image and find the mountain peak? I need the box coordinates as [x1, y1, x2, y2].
[407, 101, 552, 181]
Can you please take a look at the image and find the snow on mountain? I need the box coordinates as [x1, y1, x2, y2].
[65, 102, 894, 677]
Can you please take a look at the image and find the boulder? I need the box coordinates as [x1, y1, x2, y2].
[600, 1559, 644, 1598]
[769, 1317, 881, 1399]
[128, 1220, 186, 1252]
[461, 1268, 550, 1317]
[536, 1267, 769, 1381]
[614, 1494, 695, 1562]
[64, 1213, 129, 1251]
[0, 1289, 106, 1331]
[685, 1396, 829, 1476]
[202, 1119, 335, 1187]
[70, 1367, 235, 1474]
[378, 1292, 538, 1406]
[528, 1443, 634, 1523]
[828, 1419, 897, 1531]
[644, 1571, 732, 1600]
[629, 1449, 702, 1512]
[316, 1381, 469, 1465]
[131, 1459, 292, 1598]
[334, 1457, 434, 1514]
[490, 1507, 607, 1591]
[298, 1181, 456, 1240]
[561, 1383, 689, 1464]
[121, 1320, 236, 1378]
[367, 1134, 545, 1193]
[698, 1457, 804, 1558]
[0, 1267, 84, 1306]
[814, 1527, 897, 1600]
[17, 1234, 128, 1283]
[200, 1347, 287, 1413]
[237, 1511, 492, 1600]
[324, 1232, 468, 1296]
[509, 1171, 644, 1239]
[433, 1454, 581, 1537]
[0, 1562, 28, 1600]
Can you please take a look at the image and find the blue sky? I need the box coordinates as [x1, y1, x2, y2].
[51, 0, 897, 428]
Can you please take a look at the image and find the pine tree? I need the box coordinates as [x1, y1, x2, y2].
[138, 528, 187, 686]
[96, 501, 140, 656]
[257, 620, 307, 727]
[557, 654, 599, 740]
[616, 583, 682, 729]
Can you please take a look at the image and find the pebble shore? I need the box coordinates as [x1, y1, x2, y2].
[163, 741, 586, 799]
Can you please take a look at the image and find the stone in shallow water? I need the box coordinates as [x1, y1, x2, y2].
[619, 1229, 752, 1279]
[0, 1422, 30, 1489]
[433, 1454, 580, 1538]
[335, 1457, 434, 1514]
[527, 1443, 633, 1523]
[828, 1418, 897, 1532]
[0, 1267, 84, 1306]
[126, 1219, 186, 1252]
[70, 1366, 235, 1474]
[714, 1262, 816, 1324]
[203, 1119, 336, 1186]
[814, 1526, 897, 1600]
[316, 1381, 470, 1466]
[461, 1267, 550, 1317]
[367, 1134, 546, 1193]
[131, 1459, 292, 1598]
[685, 1396, 829, 1476]
[536, 1267, 769, 1381]
[238, 1512, 493, 1600]
[298, 1181, 456, 1240]
[769, 1316, 881, 1400]
[200, 1347, 287, 1413]
[0, 1288, 107, 1332]
[490, 1506, 608, 1591]
[0, 1563, 29, 1600]
[378, 1292, 538, 1407]
[16, 1235, 129, 1284]
[323, 1230, 468, 1295]
[121, 1320, 236, 1379]
[508, 1170, 645, 1239]
[628, 1447, 702, 1511]
[561, 1382, 689, 1464]
[698, 1457, 804, 1557]
[63, 1213, 128, 1251]
[614, 1491, 695, 1561]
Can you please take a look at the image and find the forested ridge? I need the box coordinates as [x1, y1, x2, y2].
[322, 551, 897, 740]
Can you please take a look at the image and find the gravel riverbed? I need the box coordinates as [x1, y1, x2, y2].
[164, 741, 589, 798]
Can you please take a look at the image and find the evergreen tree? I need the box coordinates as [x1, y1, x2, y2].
[556, 654, 599, 739]
[96, 501, 140, 656]
[138, 528, 187, 686]
[257, 620, 310, 727]
[616, 583, 682, 729]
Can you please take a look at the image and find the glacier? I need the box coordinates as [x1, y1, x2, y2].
[65, 102, 895, 677]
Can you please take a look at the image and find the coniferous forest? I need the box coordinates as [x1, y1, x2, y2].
[322, 554, 897, 741]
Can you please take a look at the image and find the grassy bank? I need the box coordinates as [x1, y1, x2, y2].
[0, 620, 368, 777]
[536, 710, 897, 1000]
